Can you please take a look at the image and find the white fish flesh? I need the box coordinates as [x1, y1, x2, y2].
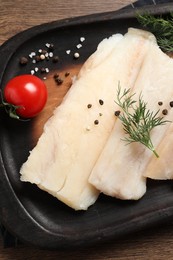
[20, 28, 154, 210]
[144, 118, 173, 180]
[89, 31, 173, 200]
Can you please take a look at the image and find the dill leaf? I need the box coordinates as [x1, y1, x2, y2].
[136, 12, 173, 52]
[115, 86, 169, 158]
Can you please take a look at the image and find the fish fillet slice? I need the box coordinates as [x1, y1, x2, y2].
[144, 117, 173, 180]
[89, 34, 173, 200]
[20, 28, 152, 210]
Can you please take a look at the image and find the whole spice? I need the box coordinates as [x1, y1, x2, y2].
[94, 120, 99, 125]
[74, 52, 80, 59]
[65, 72, 70, 77]
[158, 101, 163, 106]
[40, 54, 45, 60]
[54, 73, 59, 79]
[162, 109, 168, 115]
[87, 104, 92, 108]
[35, 55, 41, 62]
[114, 110, 121, 117]
[20, 57, 28, 65]
[56, 78, 63, 85]
[40, 68, 46, 73]
[53, 56, 59, 63]
[170, 101, 173, 107]
[49, 52, 54, 58]
[99, 99, 104, 105]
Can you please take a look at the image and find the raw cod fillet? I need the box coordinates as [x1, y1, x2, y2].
[89, 32, 173, 200]
[20, 28, 152, 210]
[144, 117, 173, 180]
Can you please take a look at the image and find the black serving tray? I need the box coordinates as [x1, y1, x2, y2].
[1, 3, 173, 249]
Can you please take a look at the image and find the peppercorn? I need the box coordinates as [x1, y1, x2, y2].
[41, 49, 47, 55]
[99, 99, 104, 105]
[54, 73, 59, 79]
[40, 54, 45, 60]
[19, 56, 28, 65]
[49, 52, 53, 58]
[56, 78, 63, 85]
[87, 104, 92, 108]
[35, 55, 41, 62]
[52, 56, 59, 63]
[74, 52, 80, 59]
[158, 101, 163, 106]
[170, 101, 173, 107]
[40, 67, 46, 73]
[162, 109, 168, 115]
[65, 72, 70, 77]
[94, 120, 99, 125]
[114, 110, 121, 116]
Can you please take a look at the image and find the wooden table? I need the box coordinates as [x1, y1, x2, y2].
[1, 0, 173, 259]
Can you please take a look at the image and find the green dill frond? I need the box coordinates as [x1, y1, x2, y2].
[115, 87, 170, 158]
[136, 12, 173, 52]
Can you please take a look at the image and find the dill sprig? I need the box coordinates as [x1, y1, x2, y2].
[115, 86, 169, 158]
[136, 12, 173, 52]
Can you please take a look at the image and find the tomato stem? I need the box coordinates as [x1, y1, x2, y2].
[0, 89, 24, 120]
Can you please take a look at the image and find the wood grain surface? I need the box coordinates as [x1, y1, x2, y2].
[1, 0, 173, 259]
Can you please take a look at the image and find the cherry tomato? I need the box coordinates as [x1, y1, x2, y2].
[4, 75, 47, 118]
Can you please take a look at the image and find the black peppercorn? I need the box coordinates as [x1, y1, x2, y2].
[19, 56, 28, 65]
[54, 73, 59, 79]
[65, 72, 70, 77]
[158, 101, 163, 106]
[99, 99, 104, 105]
[170, 101, 173, 107]
[40, 67, 46, 73]
[35, 55, 41, 62]
[162, 109, 168, 115]
[94, 120, 99, 125]
[114, 110, 121, 116]
[53, 56, 59, 63]
[56, 78, 63, 85]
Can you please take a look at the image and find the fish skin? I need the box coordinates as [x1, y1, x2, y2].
[20, 28, 154, 210]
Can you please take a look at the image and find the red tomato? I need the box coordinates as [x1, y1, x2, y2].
[4, 75, 47, 118]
